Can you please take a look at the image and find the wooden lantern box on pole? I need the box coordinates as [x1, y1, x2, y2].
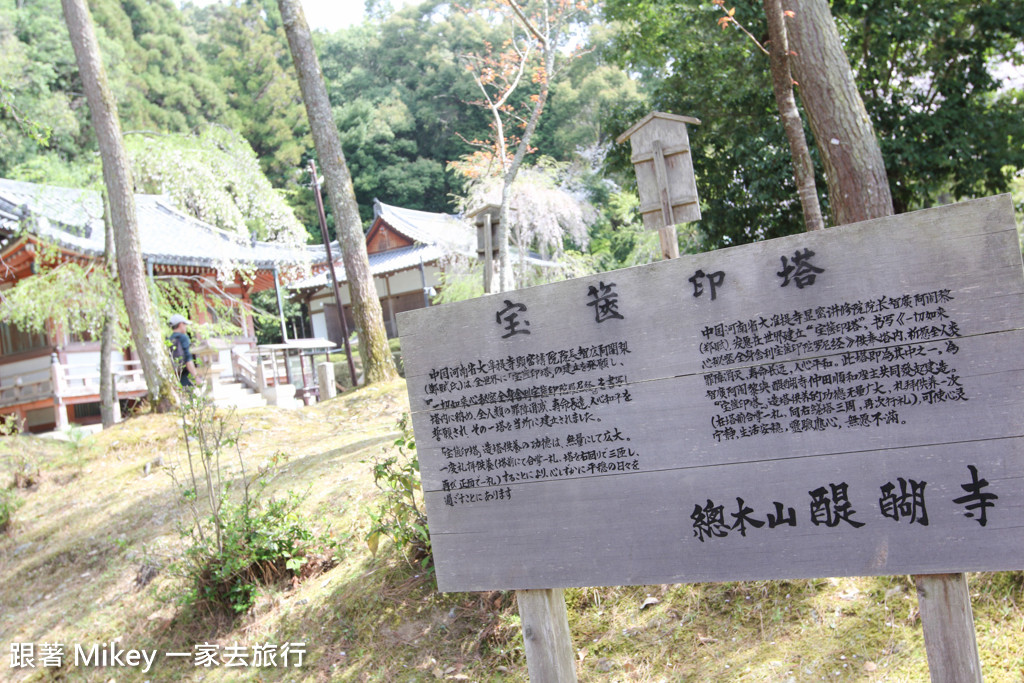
[615, 111, 701, 260]
[468, 203, 500, 294]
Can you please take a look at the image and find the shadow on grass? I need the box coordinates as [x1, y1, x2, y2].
[0, 426, 397, 650]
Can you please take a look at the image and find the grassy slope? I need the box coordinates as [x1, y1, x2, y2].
[0, 380, 1021, 682]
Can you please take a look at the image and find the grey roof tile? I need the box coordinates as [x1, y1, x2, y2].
[289, 243, 447, 290]
[374, 200, 476, 252]
[0, 178, 324, 270]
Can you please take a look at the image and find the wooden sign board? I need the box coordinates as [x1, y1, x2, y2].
[398, 196, 1024, 593]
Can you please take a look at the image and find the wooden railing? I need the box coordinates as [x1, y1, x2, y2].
[0, 357, 148, 409]
[232, 349, 259, 391]
[61, 360, 147, 397]
[231, 348, 288, 392]
[0, 371, 52, 407]
[261, 355, 288, 387]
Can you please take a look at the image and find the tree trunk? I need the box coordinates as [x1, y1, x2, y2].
[99, 191, 120, 428]
[62, 0, 177, 412]
[782, 0, 894, 224]
[278, 0, 397, 383]
[764, 0, 824, 232]
[496, 8, 556, 292]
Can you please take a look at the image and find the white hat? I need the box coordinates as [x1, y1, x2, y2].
[169, 314, 191, 326]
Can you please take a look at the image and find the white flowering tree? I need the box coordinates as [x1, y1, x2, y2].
[127, 126, 308, 244]
[453, 157, 594, 289]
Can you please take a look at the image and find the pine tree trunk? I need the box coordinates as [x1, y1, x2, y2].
[782, 0, 894, 224]
[278, 0, 397, 383]
[764, 0, 824, 232]
[62, 0, 177, 411]
[99, 191, 120, 428]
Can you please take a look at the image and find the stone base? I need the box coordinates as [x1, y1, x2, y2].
[261, 384, 301, 409]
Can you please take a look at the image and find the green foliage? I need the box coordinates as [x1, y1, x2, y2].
[532, 27, 648, 160]
[0, 75, 52, 146]
[604, 0, 810, 248]
[0, 0, 226, 178]
[8, 153, 101, 188]
[0, 248, 131, 347]
[250, 289, 305, 345]
[152, 275, 246, 341]
[0, 237, 244, 348]
[336, 96, 447, 224]
[85, 0, 228, 132]
[603, 0, 1024, 244]
[366, 413, 431, 570]
[170, 391, 334, 615]
[0, 413, 21, 436]
[0, 488, 20, 533]
[181, 489, 317, 614]
[833, 0, 1024, 213]
[433, 254, 485, 305]
[188, 0, 316, 229]
[314, 4, 504, 220]
[0, 0, 83, 177]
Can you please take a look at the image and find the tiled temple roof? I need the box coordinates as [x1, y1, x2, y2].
[0, 178, 323, 270]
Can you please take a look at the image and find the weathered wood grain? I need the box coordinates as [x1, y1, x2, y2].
[399, 196, 1024, 592]
[914, 573, 983, 683]
[517, 589, 578, 683]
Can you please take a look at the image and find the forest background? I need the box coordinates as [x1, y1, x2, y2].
[1, 0, 1022, 295]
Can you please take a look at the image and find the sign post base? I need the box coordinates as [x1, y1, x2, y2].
[914, 573, 983, 682]
[517, 588, 577, 682]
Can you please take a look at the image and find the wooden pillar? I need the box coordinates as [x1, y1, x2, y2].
[914, 573, 983, 683]
[50, 352, 68, 430]
[276, 348, 292, 386]
[517, 589, 577, 682]
[273, 268, 288, 342]
[384, 275, 397, 338]
[658, 226, 679, 261]
[652, 140, 680, 260]
[483, 212, 494, 293]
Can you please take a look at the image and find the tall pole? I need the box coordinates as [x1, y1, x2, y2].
[310, 160, 358, 388]
[273, 267, 288, 342]
[419, 257, 430, 308]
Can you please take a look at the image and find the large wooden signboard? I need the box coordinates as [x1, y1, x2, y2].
[398, 196, 1024, 593]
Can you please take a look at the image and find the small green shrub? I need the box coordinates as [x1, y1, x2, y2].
[0, 413, 21, 436]
[169, 391, 334, 615]
[0, 489, 21, 533]
[366, 413, 431, 569]
[180, 489, 319, 613]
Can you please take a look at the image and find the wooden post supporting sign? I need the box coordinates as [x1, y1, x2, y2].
[915, 573, 983, 682]
[517, 589, 577, 682]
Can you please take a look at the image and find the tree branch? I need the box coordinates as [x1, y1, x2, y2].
[505, 0, 547, 48]
[714, 2, 770, 55]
